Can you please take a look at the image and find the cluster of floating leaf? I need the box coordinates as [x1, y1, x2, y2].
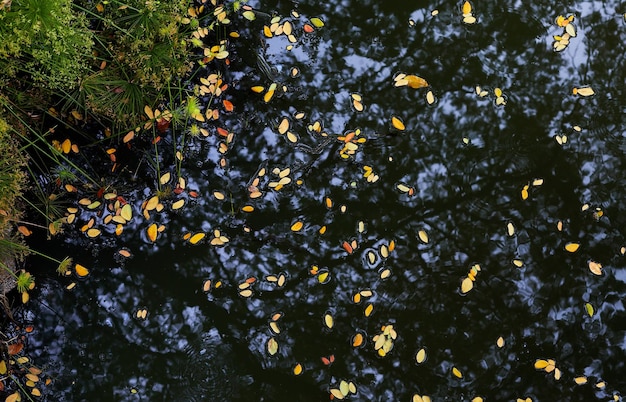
[329, 380, 357, 400]
[553, 15, 577, 52]
[461, 1, 477, 24]
[372, 324, 397, 357]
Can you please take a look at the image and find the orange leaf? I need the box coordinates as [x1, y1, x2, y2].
[303, 24, 314, 33]
[17, 226, 32, 237]
[222, 99, 234, 112]
[75, 264, 89, 278]
[147, 223, 158, 242]
[7, 342, 23, 355]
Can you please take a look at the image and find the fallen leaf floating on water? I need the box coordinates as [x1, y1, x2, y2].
[585, 303, 594, 317]
[573, 87, 595, 97]
[413, 395, 432, 402]
[147, 223, 158, 242]
[564, 242, 580, 252]
[310, 17, 324, 28]
[293, 363, 303, 376]
[452, 366, 463, 379]
[291, 221, 303, 232]
[394, 73, 429, 88]
[267, 338, 279, 356]
[418, 230, 429, 244]
[75, 264, 89, 278]
[391, 116, 405, 131]
[588, 260, 603, 275]
[462, 1, 476, 24]
[574, 376, 588, 385]
[415, 348, 427, 364]
[497, 336, 505, 348]
[461, 264, 481, 294]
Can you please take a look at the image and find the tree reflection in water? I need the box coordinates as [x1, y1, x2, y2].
[26, 0, 626, 400]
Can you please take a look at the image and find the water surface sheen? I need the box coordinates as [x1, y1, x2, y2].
[27, 0, 626, 401]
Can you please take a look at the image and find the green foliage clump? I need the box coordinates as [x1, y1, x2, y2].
[0, 115, 26, 232]
[78, 0, 195, 124]
[0, 0, 92, 90]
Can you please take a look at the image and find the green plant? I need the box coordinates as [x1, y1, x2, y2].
[0, 0, 92, 90]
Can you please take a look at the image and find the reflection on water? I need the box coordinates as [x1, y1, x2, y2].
[23, 0, 626, 400]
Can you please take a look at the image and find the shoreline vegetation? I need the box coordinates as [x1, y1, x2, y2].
[0, 0, 250, 398]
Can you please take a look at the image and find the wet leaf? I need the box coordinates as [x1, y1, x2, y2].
[243, 10, 255, 21]
[588, 261, 603, 275]
[416, 348, 427, 363]
[0, 360, 5, 375]
[574, 376, 588, 385]
[293, 363, 303, 375]
[120, 204, 132, 221]
[564, 242, 580, 252]
[17, 226, 32, 237]
[147, 223, 158, 242]
[189, 233, 206, 245]
[462, 1, 472, 14]
[310, 17, 324, 28]
[352, 333, 364, 347]
[573, 87, 594, 97]
[278, 117, 290, 134]
[534, 359, 549, 369]
[75, 264, 89, 277]
[391, 116, 405, 131]
[418, 230, 429, 244]
[585, 303, 594, 317]
[267, 338, 279, 355]
[330, 388, 345, 400]
[171, 199, 185, 210]
[461, 277, 473, 293]
[452, 366, 463, 378]
[5, 392, 19, 402]
[324, 313, 334, 329]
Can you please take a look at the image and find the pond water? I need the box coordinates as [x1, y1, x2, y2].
[20, 0, 626, 401]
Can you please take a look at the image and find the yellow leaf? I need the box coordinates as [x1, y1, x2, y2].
[264, 89, 275, 103]
[406, 75, 429, 89]
[278, 118, 289, 134]
[452, 366, 463, 378]
[189, 232, 206, 245]
[86, 228, 101, 238]
[391, 116, 405, 131]
[61, 139, 72, 154]
[573, 87, 595, 97]
[160, 172, 171, 185]
[418, 230, 429, 244]
[171, 199, 185, 210]
[145, 196, 159, 211]
[120, 204, 132, 221]
[534, 359, 549, 369]
[574, 376, 588, 385]
[291, 221, 303, 232]
[416, 348, 427, 363]
[588, 261, 603, 275]
[461, 277, 473, 293]
[0, 360, 5, 375]
[364, 303, 374, 317]
[462, 1, 472, 15]
[5, 392, 20, 402]
[330, 388, 345, 399]
[585, 303, 594, 317]
[144, 105, 154, 119]
[497, 336, 505, 348]
[75, 264, 89, 277]
[324, 313, 334, 329]
[293, 363, 303, 375]
[564, 242, 580, 252]
[147, 223, 158, 242]
[310, 17, 324, 28]
[267, 337, 279, 355]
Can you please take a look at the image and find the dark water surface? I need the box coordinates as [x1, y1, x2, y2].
[23, 0, 626, 401]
